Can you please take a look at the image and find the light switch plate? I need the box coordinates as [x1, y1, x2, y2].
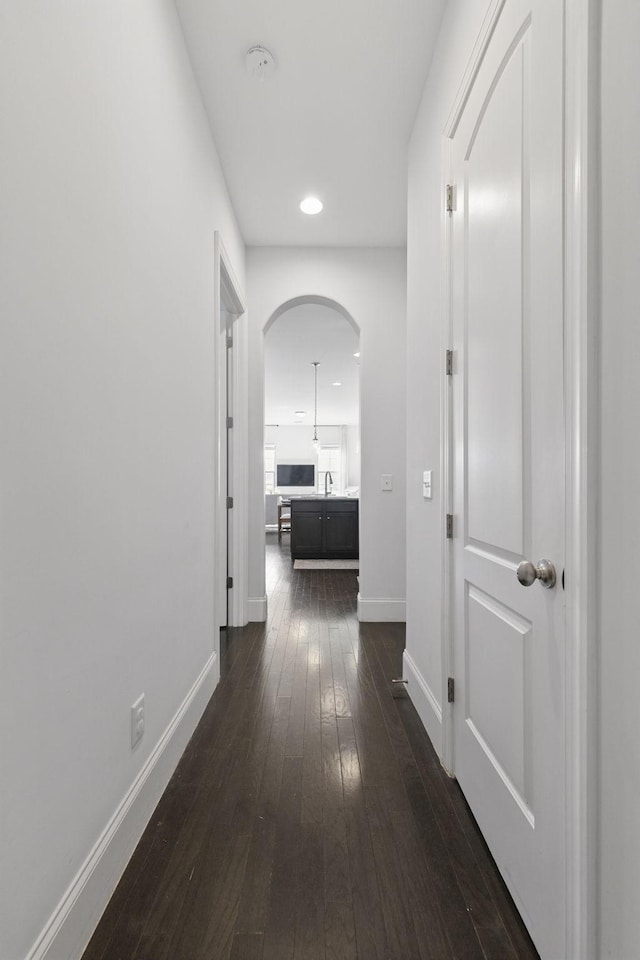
[423, 470, 432, 499]
[381, 474, 393, 492]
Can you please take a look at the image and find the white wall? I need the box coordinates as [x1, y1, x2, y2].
[599, 2, 640, 955]
[0, 3, 244, 958]
[265, 424, 359, 494]
[346, 425, 361, 488]
[405, 0, 490, 749]
[248, 248, 406, 622]
[266, 424, 342, 462]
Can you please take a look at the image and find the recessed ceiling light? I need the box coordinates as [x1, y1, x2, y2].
[294, 410, 306, 418]
[353, 352, 360, 358]
[332, 381, 342, 387]
[300, 196, 323, 215]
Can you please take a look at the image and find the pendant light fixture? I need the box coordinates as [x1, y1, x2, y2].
[311, 361, 320, 450]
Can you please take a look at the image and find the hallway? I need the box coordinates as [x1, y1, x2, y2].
[82, 536, 538, 960]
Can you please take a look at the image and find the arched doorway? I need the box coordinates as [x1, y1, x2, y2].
[263, 297, 361, 588]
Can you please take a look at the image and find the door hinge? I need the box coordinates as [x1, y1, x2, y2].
[446, 513, 453, 538]
[447, 677, 455, 703]
[446, 183, 455, 214]
[446, 349, 453, 376]
[226, 576, 233, 589]
[226, 416, 234, 429]
[226, 334, 233, 349]
[226, 496, 234, 509]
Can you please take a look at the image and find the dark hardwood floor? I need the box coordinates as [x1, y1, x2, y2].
[82, 533, 539, 960]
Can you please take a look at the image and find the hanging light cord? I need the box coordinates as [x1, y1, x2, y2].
[312, 361, 319, 443]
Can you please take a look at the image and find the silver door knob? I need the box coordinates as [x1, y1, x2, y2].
[516, 558, 556, 589]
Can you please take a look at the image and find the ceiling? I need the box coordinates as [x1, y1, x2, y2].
[264, 303, 359, 425]
[174, 0, 445, 247]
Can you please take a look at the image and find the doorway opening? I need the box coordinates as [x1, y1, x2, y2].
[215, 234, 246, 646]
[263, 298, 360, 574]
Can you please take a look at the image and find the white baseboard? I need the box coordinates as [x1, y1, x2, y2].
[246, 594, 267, 622]
[357, 594, 406, 622]
[402, 649, 443, 754]
[27, 652, 218, 960]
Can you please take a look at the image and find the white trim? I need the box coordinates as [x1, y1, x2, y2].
[445, 0, 507, 138]
[26, 653, 218, 960]
[246, 594, 268, 622]
[214, 233, 248, 628]
[357, 595, 406, 622]
[440, 136, 455, 775]
[218, 238, 245, 317]
[403, 649, 445, 759]
[563, 0, 599, 955]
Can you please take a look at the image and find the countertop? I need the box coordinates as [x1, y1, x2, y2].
[284, 495, 359, 502]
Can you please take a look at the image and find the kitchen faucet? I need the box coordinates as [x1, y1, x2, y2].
[324, 471, 333, 496]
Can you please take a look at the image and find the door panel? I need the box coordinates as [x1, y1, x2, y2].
[450, 2, 565, 957]
[466, 584, 531, 807]
[466, 42, 526, 557]
[325, 509, 358, 555]
[290, 503, 323, 559]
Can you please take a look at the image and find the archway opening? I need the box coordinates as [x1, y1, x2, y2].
[263, 297, 360, 582]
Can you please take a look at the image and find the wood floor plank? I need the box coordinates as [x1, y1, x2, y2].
[130, 743, 252, 959]
[293, 822, 325, 960]
[336, 717, 361, 807]
[366, 784, 437, 960]
[343, 802, 389, 960]
[234, 813, 278, 936]
[234, 695, 292, 936]
[385, 802, 455, 960]
[329, 626, 351, 719]
[285, 636, 309, 758]
[325, 900, 357, 960]
[261, 756, 303, 960]
[301, 635, 323, 824]
[167, 831, 251, 960]
[323, 805, 351, 903]
[230, 932, 265, 960]
[82, 534, 539, 960]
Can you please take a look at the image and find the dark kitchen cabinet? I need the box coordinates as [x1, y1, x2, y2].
[290, 498, 359, 560]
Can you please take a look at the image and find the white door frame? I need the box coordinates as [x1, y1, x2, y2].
[562, 1, 599, 955]
[439, 1, 599, 956]
[214, 232, 248, 629]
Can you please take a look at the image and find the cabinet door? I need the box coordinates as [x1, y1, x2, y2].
[325, 502, 359, 557]
[291, 502, 324, 558]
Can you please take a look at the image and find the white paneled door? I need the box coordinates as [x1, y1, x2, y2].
[450, 2, 565, 957]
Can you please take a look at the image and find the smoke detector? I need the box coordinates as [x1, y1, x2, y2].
[245, 45, 275, 81]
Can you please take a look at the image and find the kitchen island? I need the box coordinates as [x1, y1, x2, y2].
[289, 496, 359, 560]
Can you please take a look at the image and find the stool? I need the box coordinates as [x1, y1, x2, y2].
[278, 500, 291, 540]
